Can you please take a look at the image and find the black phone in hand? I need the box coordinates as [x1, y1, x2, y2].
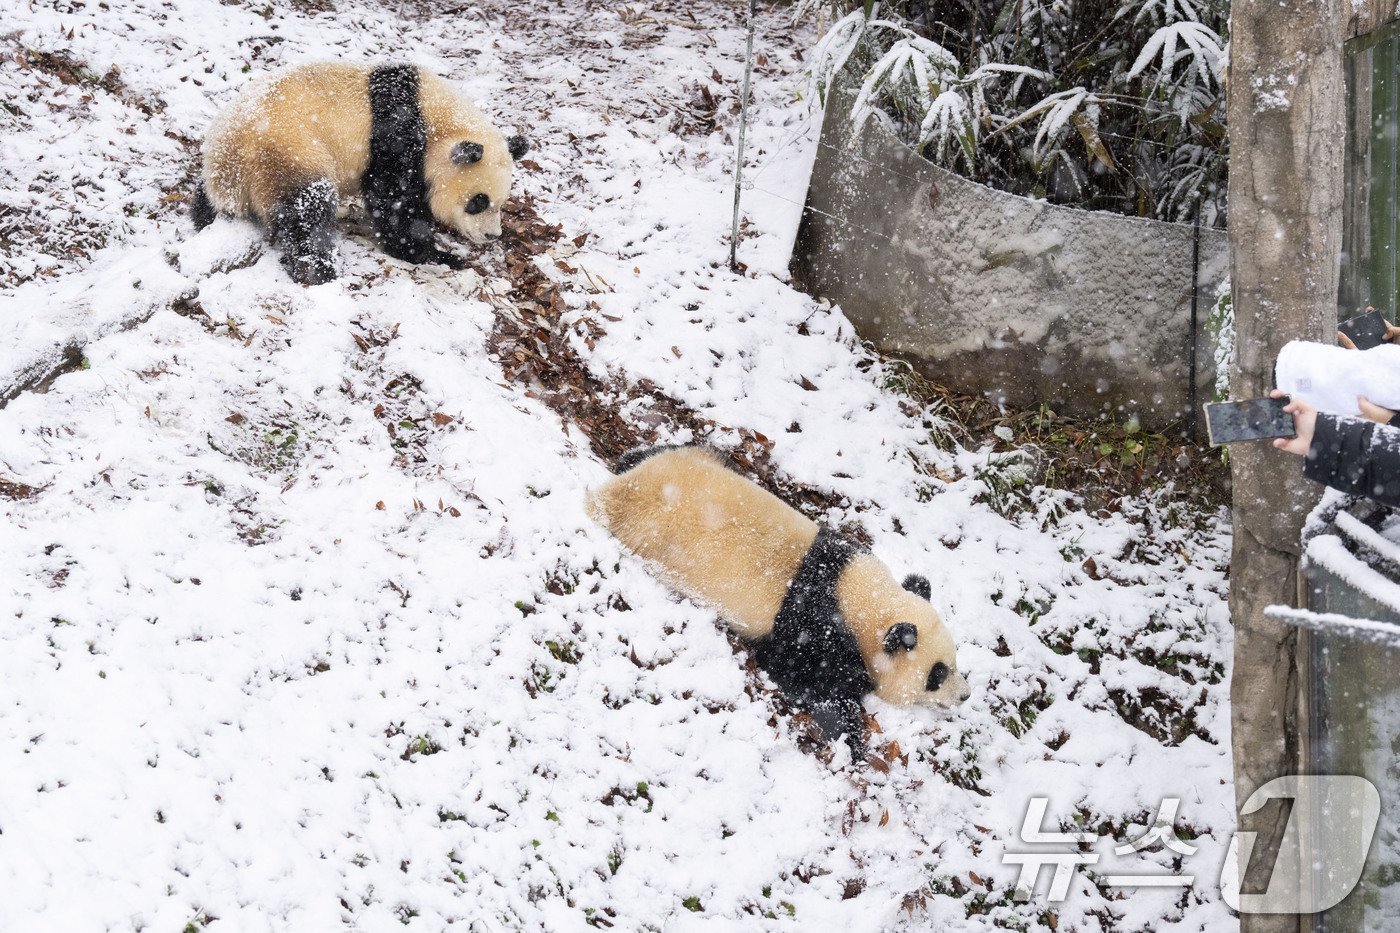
[1203, 396, 1297, 446]
[1339, 309, 1390, 350]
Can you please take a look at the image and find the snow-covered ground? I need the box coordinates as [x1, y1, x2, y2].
[1, 1, 1235, 930]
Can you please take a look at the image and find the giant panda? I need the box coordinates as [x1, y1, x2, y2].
[586, 445, 970, 749]
[192, 62, 529, 284]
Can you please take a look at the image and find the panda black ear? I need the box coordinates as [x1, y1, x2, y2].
[452, 141, 484, 165]
[883, 622, 918, 653]
[507, 135, 529, 160]
[902, 574, 932, 601]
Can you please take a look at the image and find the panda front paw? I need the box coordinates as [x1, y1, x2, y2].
[283, 249, 338, 285]
[427, 248, 467, 270]
[802, 696, 868, 755]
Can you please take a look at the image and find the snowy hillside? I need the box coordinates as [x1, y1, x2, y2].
[1, 1, 1234, 930]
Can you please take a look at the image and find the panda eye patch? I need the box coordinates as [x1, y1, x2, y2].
[883, 623, 918, 653]
[926, 662, 950, 692]
[465, 193, 490, 215]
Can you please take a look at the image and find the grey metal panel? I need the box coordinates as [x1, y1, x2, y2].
[790, 87, 1227, 429]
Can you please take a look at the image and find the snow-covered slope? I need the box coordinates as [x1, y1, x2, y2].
[1, 1, 1234, 930]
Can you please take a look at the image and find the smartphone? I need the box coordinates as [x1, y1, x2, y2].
[1339, 309, 1390, 350]
[1203, 396, 1296, 446]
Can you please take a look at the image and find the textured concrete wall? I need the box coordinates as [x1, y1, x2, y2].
[791, 89, 1228, 429]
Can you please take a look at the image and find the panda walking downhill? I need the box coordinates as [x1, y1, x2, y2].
[193, 62, 528, 284]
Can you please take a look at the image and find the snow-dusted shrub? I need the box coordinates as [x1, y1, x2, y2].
[801, 0, 1229, 225]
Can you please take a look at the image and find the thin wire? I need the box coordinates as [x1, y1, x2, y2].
[747, 108, 821, 187]
[813, 124, 1210, 202]
[1096, 129, 1219, 153]
[736, 121, 1218, 245]
[742, 177, 904, 249]
[815, 138, 939, 188]
[801, 133, 1218, 233]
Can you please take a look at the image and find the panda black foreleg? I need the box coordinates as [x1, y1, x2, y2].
[613, 443, 695, 475]
[190, 181, 216, 230]
[269, 178, 339, 285]
[802, 696, 869, 756]
[365, 196, 465, 270]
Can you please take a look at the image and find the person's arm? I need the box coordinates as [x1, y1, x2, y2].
[1271, 391, 1400, 507]
[1300, 413, 1374, 497]
[1306, 415, 1400, 506]
[1358, 395, 1400, 428]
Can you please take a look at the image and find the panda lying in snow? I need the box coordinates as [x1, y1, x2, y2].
[192, 62, 528, 284]
[588, 446, 970, 748]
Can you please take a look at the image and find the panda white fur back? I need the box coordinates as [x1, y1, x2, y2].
[193, 62, 529, 284]
[587, 446, 969, 743]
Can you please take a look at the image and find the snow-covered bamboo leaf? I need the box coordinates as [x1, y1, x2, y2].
[799, 0, 1227, 223]
[1070, 111, 1117, 172]
[919, 89, 977, 167]
[1127, 21, 1225, 89]
[966, 63, 1053, 84]
[807, 8, 871, 103]
[1116, 0, 1205, 27]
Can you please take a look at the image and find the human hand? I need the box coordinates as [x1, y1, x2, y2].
[1359, 395, 1397, 424]
[1337, 308, 1400, 347]
[1271, 389, 1316, 456]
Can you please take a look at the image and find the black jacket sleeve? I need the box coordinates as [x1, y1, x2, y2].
[1304, 414, 1400, 507]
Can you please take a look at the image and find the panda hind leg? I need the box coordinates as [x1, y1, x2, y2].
[268, 178, 339, 285]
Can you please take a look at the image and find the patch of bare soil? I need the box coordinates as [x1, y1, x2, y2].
[0, 478, 44, 500]
[484, 196, 873, 536]
[883, 363, 1230, 511]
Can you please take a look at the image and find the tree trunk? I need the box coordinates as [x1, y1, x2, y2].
[1226, 2, 1344, 929]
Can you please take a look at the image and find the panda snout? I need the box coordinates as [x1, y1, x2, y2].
[943, 670, 972, 706]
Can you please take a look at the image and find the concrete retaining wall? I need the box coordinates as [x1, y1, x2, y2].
[790, 88, 1228, 430]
